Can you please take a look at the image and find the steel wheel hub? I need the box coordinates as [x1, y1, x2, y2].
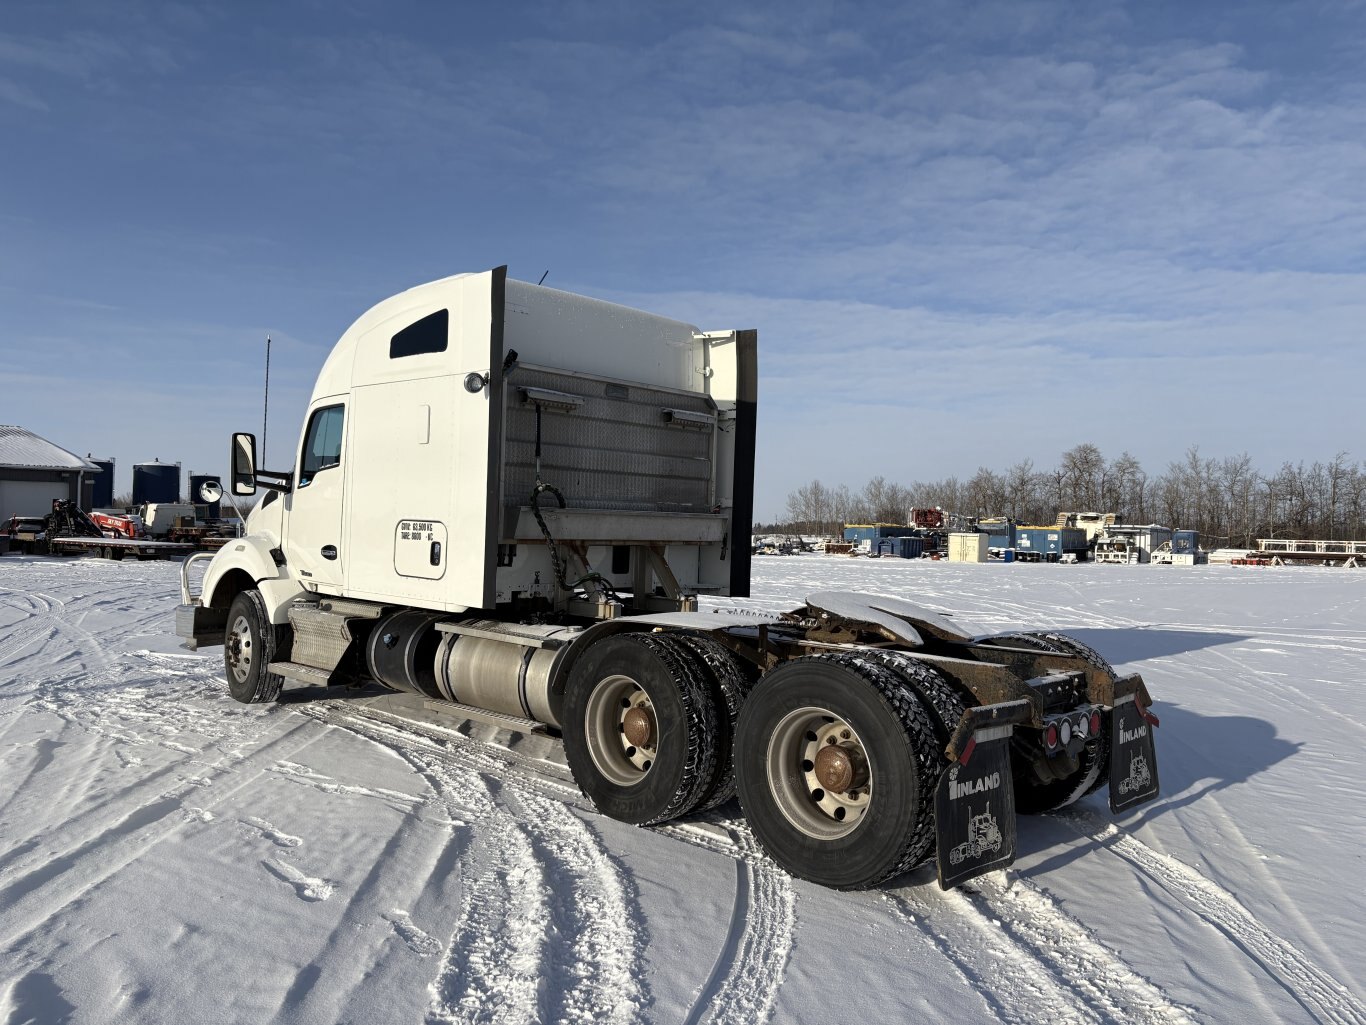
[584, 674, 658, 786]
[766, 706, 873, 840]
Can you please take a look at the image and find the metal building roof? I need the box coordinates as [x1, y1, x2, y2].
[0, 425, 99, 472]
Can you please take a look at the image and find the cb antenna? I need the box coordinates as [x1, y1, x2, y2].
[263, 335, 272, 465]
[538, 270, 549, 285]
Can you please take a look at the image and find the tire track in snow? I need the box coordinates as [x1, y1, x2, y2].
[500, 786, 648, 1025]
[886, 875, 1196, 1025]
[682, 824, 796, 1025]
[0, 667, 295, 879]
[299, 705, 597, 1025]
[0, 592, 60, 667]
[1, 592, 116, 682]
[967, 874, 1199, 1025]
[424, 774, 548, 1025]
[1064, 810, 1366, 1025]
[0, 718, 329, 953]
[312, 702, 798, 1025]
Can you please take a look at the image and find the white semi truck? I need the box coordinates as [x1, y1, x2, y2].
[177, 267, 1161, 890]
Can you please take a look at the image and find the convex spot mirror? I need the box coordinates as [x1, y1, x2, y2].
[198, 480, 223, 503]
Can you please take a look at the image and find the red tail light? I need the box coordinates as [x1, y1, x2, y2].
[1090, 711, 1102, 737]
[1045, 723, 1059, 749]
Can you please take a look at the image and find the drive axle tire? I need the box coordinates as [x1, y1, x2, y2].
[673, 633, 756, 812]
[734, 653, 941, 890]
[562, 633, 719, 826]
[224, 589, 289, 704]
[992, 631, 1112, 813]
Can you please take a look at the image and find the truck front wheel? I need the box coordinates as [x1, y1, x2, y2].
[224, 590, 289, 703]
[562, 634, 719, 826]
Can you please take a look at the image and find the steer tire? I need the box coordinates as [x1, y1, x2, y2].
[992, 631, 1112, 813]
[734, 653, 942, 890]
[224, 589, 289, 704]
[562, 633, 719, 826]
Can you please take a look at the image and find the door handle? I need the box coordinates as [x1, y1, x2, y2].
[321, 545, 338, 560]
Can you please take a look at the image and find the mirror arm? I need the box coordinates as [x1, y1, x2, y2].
[254, 470, 293, 493]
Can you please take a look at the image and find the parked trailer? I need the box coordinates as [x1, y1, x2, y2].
[176, 268, 1161, 891]
[38, 500, 194, 560]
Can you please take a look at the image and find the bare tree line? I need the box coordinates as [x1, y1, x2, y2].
[770, 444, 1366, 547]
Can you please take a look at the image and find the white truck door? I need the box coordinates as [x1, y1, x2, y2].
[283, 399, 347, 591]
[342, 267, 506, 610]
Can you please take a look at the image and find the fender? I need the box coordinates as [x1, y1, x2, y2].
[202, 533, 304, 625]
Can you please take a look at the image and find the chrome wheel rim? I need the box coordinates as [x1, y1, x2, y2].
[226, 613, 253, 684]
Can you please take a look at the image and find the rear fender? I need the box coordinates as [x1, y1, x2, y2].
[803, 591, 973, 646]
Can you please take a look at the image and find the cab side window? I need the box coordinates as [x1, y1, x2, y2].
[298, 404, 344, 487]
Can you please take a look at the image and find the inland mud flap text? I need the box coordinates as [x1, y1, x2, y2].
[1109, 695, 1161, 813]
[935, 725, 1017, 889]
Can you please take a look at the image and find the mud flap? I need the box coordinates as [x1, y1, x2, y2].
[935, 725, 1017, 889]
[1109, 695, 1160, 812]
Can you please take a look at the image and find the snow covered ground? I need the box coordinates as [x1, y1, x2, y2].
[1, 552, 1364, 1025]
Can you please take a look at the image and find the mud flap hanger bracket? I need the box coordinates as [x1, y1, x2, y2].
[947, 698, 1032, 764]
[1094, 672, 1160, 727]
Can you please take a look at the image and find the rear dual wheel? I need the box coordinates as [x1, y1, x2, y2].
[990, 631, 1113, 813]
[734, 654, 946, 890]
[563, 633, 720, 826]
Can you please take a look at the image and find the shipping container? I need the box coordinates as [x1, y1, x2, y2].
[874, 536, 925, 559]
[843, 523, 919, 544]
[1016, 526, 1088, 561]
[949, 532, 989, 563]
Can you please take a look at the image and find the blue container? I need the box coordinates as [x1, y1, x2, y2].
[844, 524, 918, 543]
[985, 523, 1017, 549]
[1016, 526, 1088, 559]
[132, 460, 180, 505]
[893, 536, 924, 559]
[1172, 530, 1199, 554]
[871, 536, 925, 558]
[90, 458, 115, 508]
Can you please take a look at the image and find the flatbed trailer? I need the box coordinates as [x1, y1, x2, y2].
[40, 500, 194, 560]
[49, 535, 195, 560]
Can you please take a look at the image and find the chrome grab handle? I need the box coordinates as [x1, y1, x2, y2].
[180, 551, 215, 606]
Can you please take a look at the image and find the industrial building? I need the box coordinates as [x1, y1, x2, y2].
[0, 426, 98, 522]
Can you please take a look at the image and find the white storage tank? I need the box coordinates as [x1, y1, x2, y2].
[949, 532, 989, 563]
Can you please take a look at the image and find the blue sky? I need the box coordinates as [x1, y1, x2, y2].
[3, 1, 1365, 520]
